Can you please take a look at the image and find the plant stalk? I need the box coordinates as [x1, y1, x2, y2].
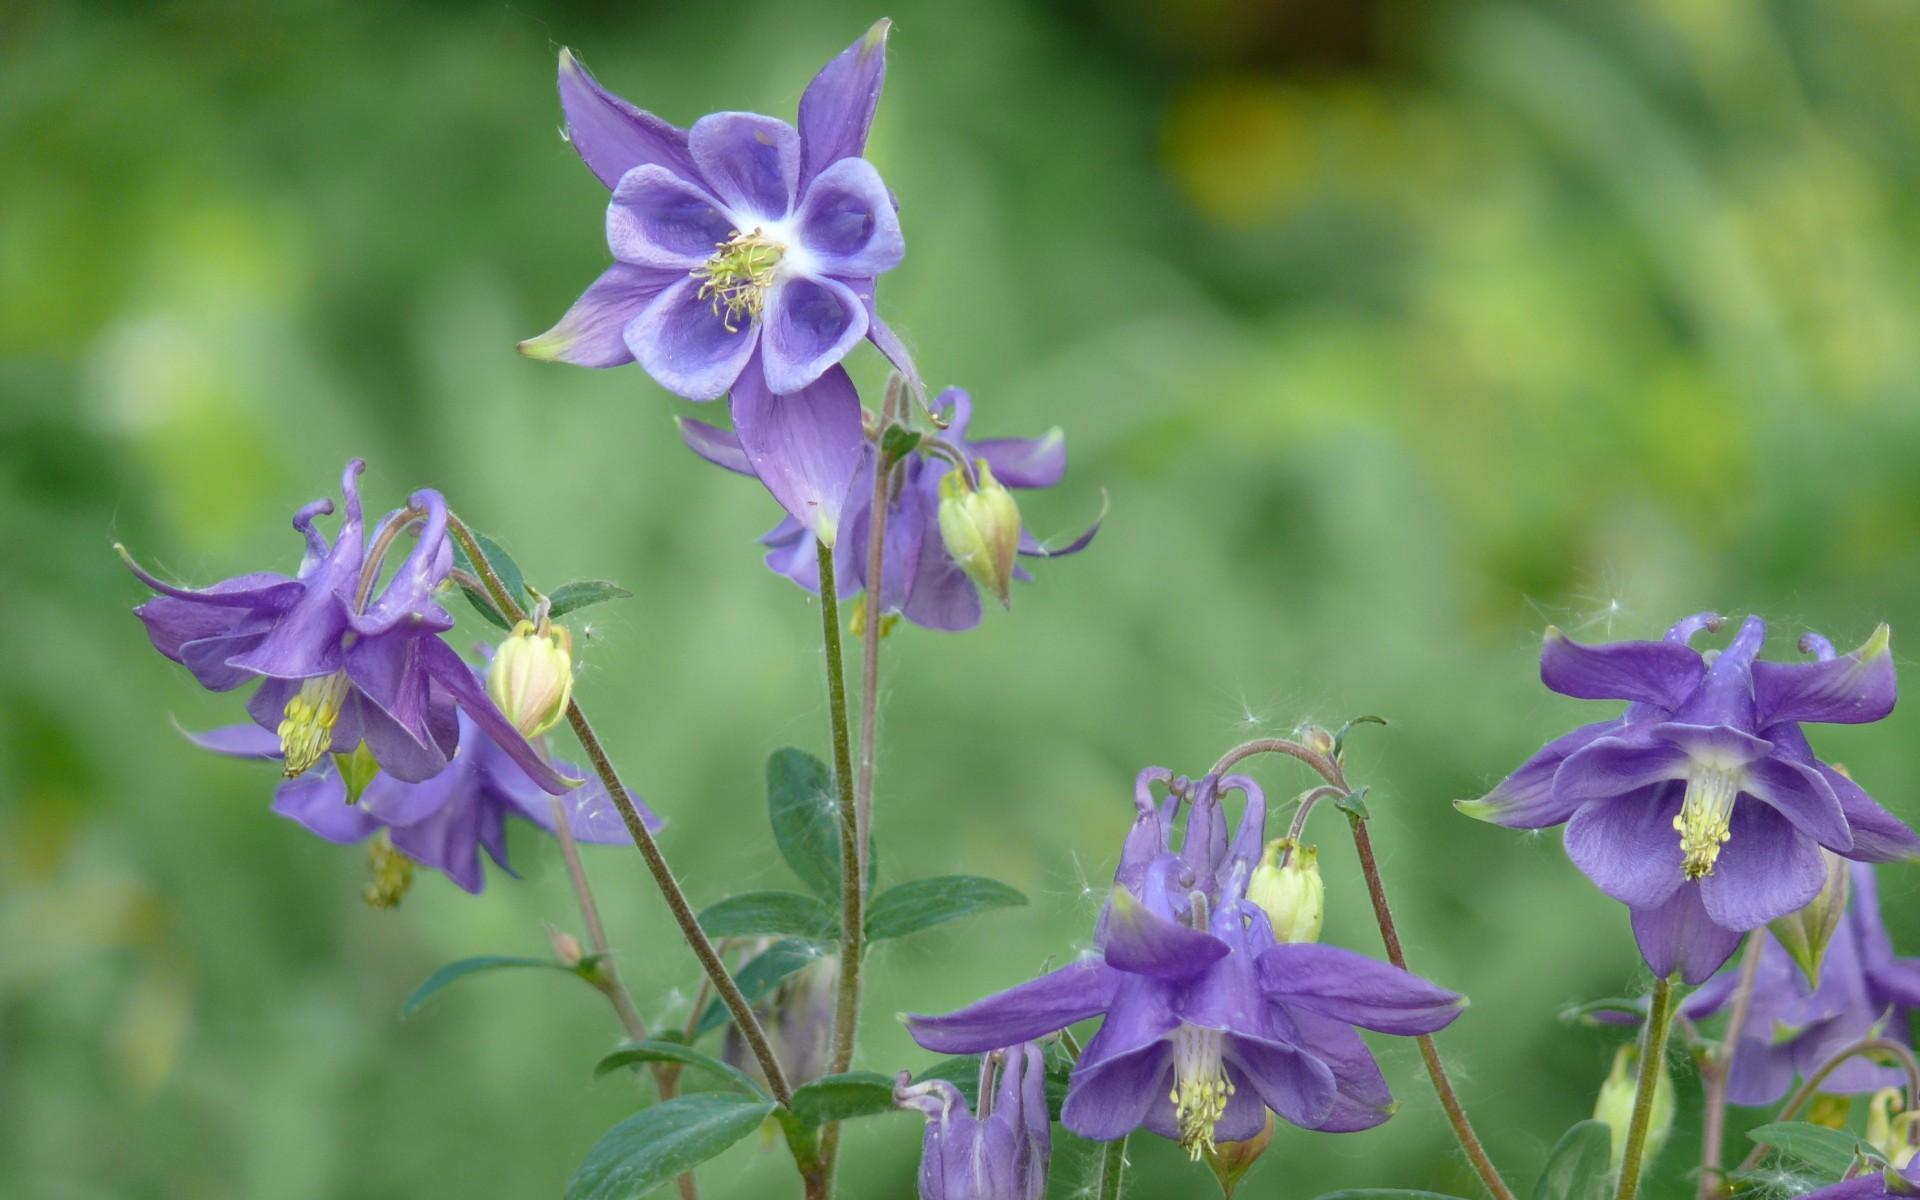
[814, 539, 865, 1198]
[1095, 1135, 1129, 1200]
[1615, 976, 1676, 1200]
[1696, 932, 1762, 1198]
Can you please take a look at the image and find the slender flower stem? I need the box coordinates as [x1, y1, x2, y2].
[1615, 977, 1677, 1200]
[1212, 736, 1515, 1200]
[1730, 1036, 1920, 1179]
[1696, 932, 1763, 1199]
[815, 539, 865, 1198]
[1095, 1136, 1129, 1200]
[444, 511, 793, 1106]
[854, 381, 900, 879]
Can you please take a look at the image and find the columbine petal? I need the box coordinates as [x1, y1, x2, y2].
[729, 358, 865, 546]
[388, 784, 490, 893]
[556, 50, 696, 190]
[689, 112, 800, 222]
[1061, 1044, 1169, 1141]
[794, 156, 903, 277]
[350, 492, 455, 637]
[1224, 1034, 1338, 1129]
[1553, 735, 1691, 806]
[676, 417, 753, 475]
[1769, 724, 1920, 863]
[627, 275, 759, 401]
[483, 738, 660, 843]
[519, 263, 679, 367]
[1753, 624, 1895, 727]
[901, 509, 985, 631]
[418, 636, 576, 796]
[1283, 1009, 1395, 1132]
[977, 429, 1067, 489]
[1255, 943, 1467, 1035]
[607, 166, 737, 268]
[797, 19, 890, 188]
[271, 773, 380, 844]
[760, 274, 868, 396]
[1539, 627, 1706, 708]
[182, 722, 284, 760]
[1563, 787, 1687, 908]
[1699, 803, 1828, 930]
[1632, 886, 1745, 984]
[343, 630, 450, 782]
[1456, 718, 1622, 828]
[1742, 754, 1853, 852]
[1672, 614, 1766, 727]
[907, 959, 1118, 1054]
[1102, 886, 1229, 980]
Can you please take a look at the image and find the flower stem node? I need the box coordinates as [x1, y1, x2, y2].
[1247, 839, 1324, 944]
[488, 609, 575, 739]
[362, 831, 414, 909]
[937, 460, 1022, 609]
[278, 670, 350, 778]
[1594, 1042, 1674, 1172]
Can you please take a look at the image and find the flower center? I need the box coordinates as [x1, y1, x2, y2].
[1169, 1023, 1234, 1161]
[278, 670, 350, 779]
[692, 229, 785, 333]
[1672, 763, 1742, 880]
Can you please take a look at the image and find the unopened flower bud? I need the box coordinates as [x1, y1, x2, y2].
[1203, 1110, 1275, 1198]
[362, 831, 414, 909]
[1771, 849, 1851, 988]
[1299, 725, 1335, 758]
[1247, 839, 1323, 944]
[1869, 1088, 1920, 1169]
[938, 460, 1021, 608]
[488, 612, 574, 739]
[1594, 1043, 1673, 1174]
[545, 923, 585, 969]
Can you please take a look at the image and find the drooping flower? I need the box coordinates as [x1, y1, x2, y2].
[520, 21, 912, 432]
[1677, 862, 1920, 1106]
[681, 387, 1099, 630]
[185, 695, 655, 895]
[894, 1042, 1051, 1200]
[123, 462, 573, 795]
[907, 770, 1464, 1157]
[1459, 614, 1914, 983]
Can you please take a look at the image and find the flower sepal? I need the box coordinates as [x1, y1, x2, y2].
[1770, 849, 1852, 989]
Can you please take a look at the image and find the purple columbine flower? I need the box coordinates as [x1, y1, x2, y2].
[895, 1042, 1051, 1200]
[1791, 1168, 1920, 1198]
[680, 387, 1099, 630]
[1460, 613, 1914, 983]
[184, 689, 656, 895]
[1678, 862, 1920, 1106]
[121, 459, 573, 795]
[907, 770, 1464, 1158]
[520, 22, 912, 411]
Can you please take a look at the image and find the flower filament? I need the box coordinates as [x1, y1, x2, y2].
[1673, 763, 1742, 880]
[278, 670, 350, 778]
[1169, 1023, 1234, 1160]
[692, 229, 784, 332]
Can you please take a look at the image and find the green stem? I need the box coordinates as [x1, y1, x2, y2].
[444, 511, 793, 1107]
[1697, 932, 1762, 1199]
[1729, 1035, 1920, 1180]
[814, 539, 864, 1198]
[1095, 1136, 1129, 1200]
[1615, 976, 1677, 1200]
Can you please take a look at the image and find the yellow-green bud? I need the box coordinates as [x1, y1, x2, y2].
[1594, 1043, 1674, 1174]
[1770, 849, 1850, 989]
[362, 831, 414, 909]
[1202, 1110, 1275, 1198]
[937, 460, 1021, 608]
[544, 923, 585, 969]
[1246, 839, 1323, 944]
[487, 614, 574, 739]
[332, 740, 381, 806]
[1868, 1088, 1920, 1169]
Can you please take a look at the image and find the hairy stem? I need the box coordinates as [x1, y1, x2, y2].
[1696, 932, 1762, 1198]
[445, 511, 793, 1106]
[1730, 1035, 1920, 1179]
[815, 540, 865, 1198]
[1615, 977, 1676, 1200]
[855, 385, 899, 882]
[1095, 1136, 1129, 1200]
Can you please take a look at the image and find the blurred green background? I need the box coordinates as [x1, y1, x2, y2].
[7, 0, 1920, 1196]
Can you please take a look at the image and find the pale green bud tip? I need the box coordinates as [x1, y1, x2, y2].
[1247, 838, 1324, 944]
[861, 18, 892, 54]
[937, 460, 1021, 607]
[488, 615, 575, 739]
[1453, 796, 1497, 822]
[517, 326, 574, 362]
[1863, 622, 1893, 661]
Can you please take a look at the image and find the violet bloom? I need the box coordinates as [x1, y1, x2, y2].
[908, 770, 1464, 1157]
[1681, 863, 1920, 1106]
[894, 1043, 1051, 1200]
[520, 22, 912, 411]
[186, 698, 655, 895]
[1461, 614, 1914, 983]
[1791, 1168, 1920, 1198]
[122, 459, 572, 795]
[681, 388, 1099, 630]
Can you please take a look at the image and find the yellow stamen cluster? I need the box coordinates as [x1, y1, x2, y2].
[1673, 764, 1742, 880]
[691, 229, 784, 332]
[278, 670, 350, 779]
[362, 831, 414, 909]
[1170, 1024, 1235, 1160]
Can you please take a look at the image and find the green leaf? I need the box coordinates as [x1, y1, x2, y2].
[450, 530, 530, 630]
[592, 1040, 765, 1098]
[693, 939, 821, 1037]
[865, 876, 1027, 942]
[1331, 714, 1388, 760]
[1531, 1120, 1613, 1200]
[548, 579, 634, 619]
[698, 891, 839, 941]
[1745, 1121, 1871, 1177]
[1334, 786, 1372, 821]
[566, 1093, 774, 1200]
[787, 1071, 898, 1126]
[766, 748, 844, 903]
[401, 955, 568, 1018]
[880, 426, 922, 466]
